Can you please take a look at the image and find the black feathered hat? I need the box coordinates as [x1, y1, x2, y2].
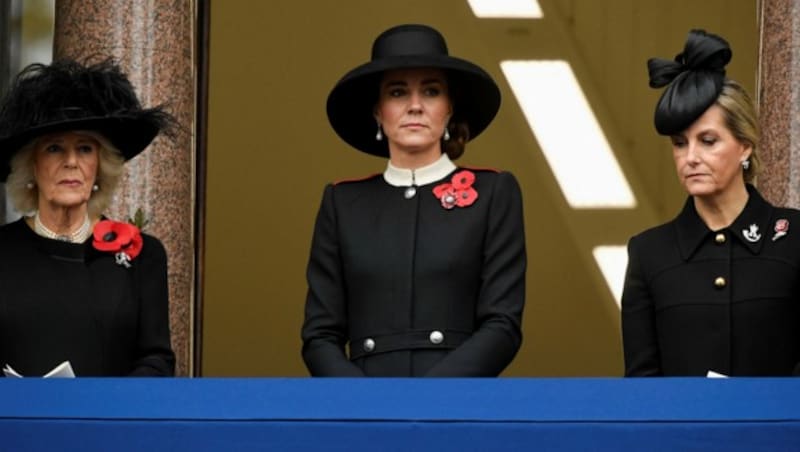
[648, 29, 732, 135]
[326, 24, 501, 157]
[0, 58, 174, 181]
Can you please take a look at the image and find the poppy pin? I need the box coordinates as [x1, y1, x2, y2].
[92, 220, 143, 268]
[432, 170, 478, 210]
[773, 219, 789, 242]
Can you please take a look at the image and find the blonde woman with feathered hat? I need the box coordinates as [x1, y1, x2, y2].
[0, 59, 175, 377]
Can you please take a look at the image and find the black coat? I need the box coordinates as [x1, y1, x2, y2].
[302, 168, 526, 377]
[0, 219, 174, 377]
[622, 185, 800, 376]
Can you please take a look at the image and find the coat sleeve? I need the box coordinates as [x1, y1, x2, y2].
[621, 235, 662, 376]
[425, 171, 526, 377]
[129, 235, 175, 376]
[301, 184, 365, 376]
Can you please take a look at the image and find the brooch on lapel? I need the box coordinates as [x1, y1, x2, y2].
[92, 220, 143, 268]
[432, 170, 478, 210]
[773, 219, 789, 241]
[742, 224, 761, 243]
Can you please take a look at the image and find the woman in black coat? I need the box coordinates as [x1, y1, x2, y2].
[301, 24, 526, 377]
[0, 59, 175, 377]
[622, 30, 800, 376]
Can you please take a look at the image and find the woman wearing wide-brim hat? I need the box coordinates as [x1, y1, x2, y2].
[302, 24, 526, 376]
[0, 59, 175, 377]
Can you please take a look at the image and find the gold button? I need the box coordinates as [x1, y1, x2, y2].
[715, 233, 726, 244]
[714, 276, 727, 288]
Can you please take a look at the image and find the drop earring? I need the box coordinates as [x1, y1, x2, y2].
[742, 159, 750, 171]
[443, 127, 450, 141]
[375, 123, 383, 141]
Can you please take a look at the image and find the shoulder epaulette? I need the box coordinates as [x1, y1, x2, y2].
[459, 165, 500, 173]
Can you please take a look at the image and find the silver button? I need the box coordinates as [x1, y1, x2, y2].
[715, 233, 726, 244]
[714, 276, 727, 288]
[404, 187, 417, 199]
[363, 338, 375, 352]
[429, 330, 444, 344]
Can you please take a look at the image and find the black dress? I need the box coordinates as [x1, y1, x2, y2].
[302, 155, 526, 377]
[0, 218, 174, 376]
[622, 185, 800, 376]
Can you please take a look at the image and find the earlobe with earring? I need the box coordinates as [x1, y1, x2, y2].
[375, 123, 383, 141]
[92, 184, 99, 192]
[742, 159, 750, 171]
[443, 127, 450, 141]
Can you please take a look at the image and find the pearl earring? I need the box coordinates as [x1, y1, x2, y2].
[742, 160, 751, 171]
[375, 123, 383, 141]
[443, 127, 450, 141]
[25, 181, 34, 190]
[92, 184, 99, 192]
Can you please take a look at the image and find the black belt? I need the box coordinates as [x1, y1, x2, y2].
[349, 329, 471, 360]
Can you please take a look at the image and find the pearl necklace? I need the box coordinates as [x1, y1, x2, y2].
[33, 212, 92, 243]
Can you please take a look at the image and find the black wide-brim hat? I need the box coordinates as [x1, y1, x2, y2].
[327, 24, 501, 157]
[0, 58, 174, 181]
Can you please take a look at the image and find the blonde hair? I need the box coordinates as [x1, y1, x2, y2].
[716, 79, 760, 184]
[6, 130, 125, 216]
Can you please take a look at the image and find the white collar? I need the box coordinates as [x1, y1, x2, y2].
[383, 154, 457, 187]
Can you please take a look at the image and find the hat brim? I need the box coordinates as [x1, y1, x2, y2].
[0, 115, 159, 181]
[327, 55, 501, 157]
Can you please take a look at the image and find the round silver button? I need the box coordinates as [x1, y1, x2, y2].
[363, 338, 375, 352]
[429, 330, 444, 344]
[404, 187, 417, 199]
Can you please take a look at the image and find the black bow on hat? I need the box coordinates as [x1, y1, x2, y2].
[326, 24, 501, 157]
[648, 29, 732, 135]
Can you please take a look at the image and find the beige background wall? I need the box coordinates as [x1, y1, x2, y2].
[203, 0, 758, 376]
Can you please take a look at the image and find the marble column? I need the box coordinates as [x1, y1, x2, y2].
[758, 0, 800, 207]
[53, 0, 195, 376]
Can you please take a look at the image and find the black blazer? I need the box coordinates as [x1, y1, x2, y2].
[622, 185, 800, 376]
[302, 168, 526, 376]
[0, 219, 174, 376]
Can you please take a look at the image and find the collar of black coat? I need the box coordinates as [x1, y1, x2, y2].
[383, 153, 456, 187]
[675, 184, 773, 260]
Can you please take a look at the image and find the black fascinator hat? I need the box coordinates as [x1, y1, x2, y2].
[0, 58, 174, 181]
[648, 29, 732, 135]
[326, 24, 501, 157]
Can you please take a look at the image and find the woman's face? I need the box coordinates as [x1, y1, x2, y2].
[33, 131, 100, 211]
[375, 67, 452, 159]
[671, 104, 751, 200]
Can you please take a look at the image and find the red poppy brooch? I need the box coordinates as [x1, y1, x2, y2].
[92, 220, 143, 268]
[432, 170, 478, 210]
